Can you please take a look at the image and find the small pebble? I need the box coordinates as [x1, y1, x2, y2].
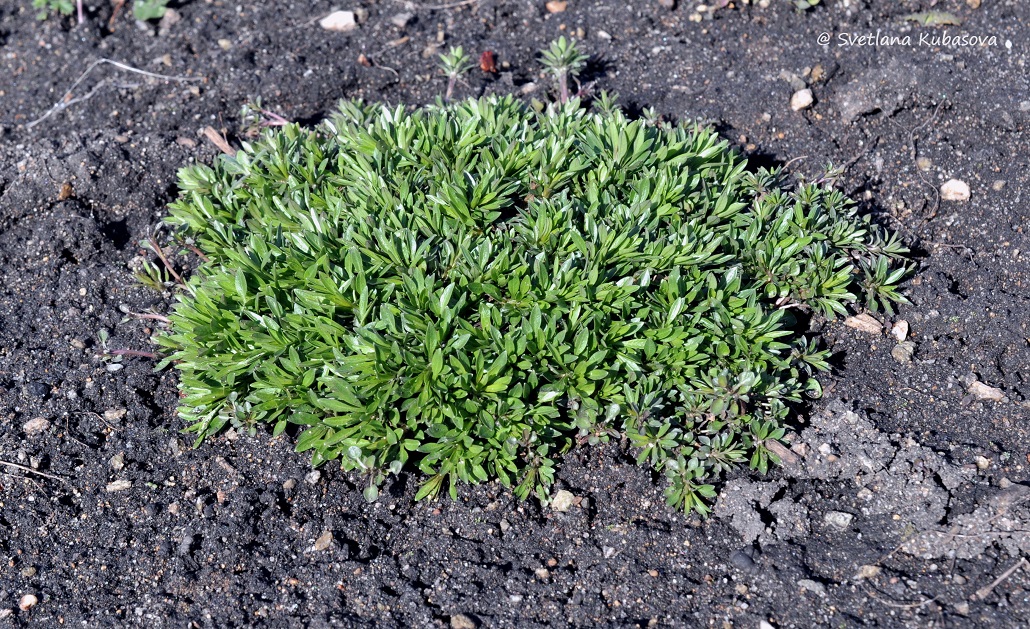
[916, 156, 933, 171]
[975, 455, 991, 470]
[319, 10, 357, 32]
[535, 567, 550, 579]
[22, 417, 50, 435]
[728, 549, 756, 571]
[659, 0, 677, 8]
[157, 7, 181, 35]
[104, 408, 128, 422]
[550, 489, 576, 512]
[110, 452, 125, 471]
[20, 566, 36, 578]
[992, 180, 1006, 191]
[312, 530, 333, 552]
[856, 564, 881, 579]
[790, 89, 814, 111]
[283, 478, 297, 491]
[602, 546, 617, 559]
[499, 519, 511, 533]
[940, 179, 970, 201]
[824, 511, 854, 529]
[390, 12, 413, 28]
[797, 579, 826, 597]
[760, 622, 775, 629]
[18, 594, 37, 611]
[968, 380, 1005, 402]
[857, 487, 873, 501]
[217, 39, 232, 51]
[168, 502, 180, 515]
[450, 613, 477, 629]
[106, 480, 132, 492]
[954, 601, 970, 615]
[545, 0, 568, 12]
[891, 341, 915, 363]
[305, 470, 321, 484]
[890, 320, 909, 342]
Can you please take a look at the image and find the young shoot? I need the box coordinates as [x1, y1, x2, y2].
[540, 36, 588, 104]
[438, 46, 474, 102]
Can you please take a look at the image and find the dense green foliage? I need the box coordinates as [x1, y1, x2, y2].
[158, 95, 907, 513]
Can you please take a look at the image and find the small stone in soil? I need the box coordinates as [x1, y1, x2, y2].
[535, 568, 550, 579]
[856, 564, 881, 579]
[940, 179, 970, 201]
[282, 478, 297, 491]
[390, 12, 413, 28]
[968, 380, 1005, 402]
[545, 0, 567, 13]
[312, 530, 333, 552]
[106, 480, 132, 492]
[18, 594, 37, 611]
[22, 417, 50, 435]
[305, 470, 321, 484]
[104, 408, 128, 422]
[824, 511, 854, 529]
[891, 341, 915, 363]
[320, 10, 358, 32]
[890, 320, 909, 342]
[110, 452, 125, 471]
[602, 546, 617, 559]
[450, 613, 477, 629]
[790, 89, 814, 111]
[797, 579, 826, 597]
[659, 0, 676, 8]
[550, 489, 576, 512]
[729, 549, 756, 571]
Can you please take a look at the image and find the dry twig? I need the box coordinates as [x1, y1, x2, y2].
[0, 460, 70, 484]
[26, 58, 203, 129]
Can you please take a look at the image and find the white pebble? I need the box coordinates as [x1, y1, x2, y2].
[319, 10, 357, 32]
[940, 179, 970, 201]
[790, 89, 814, 111]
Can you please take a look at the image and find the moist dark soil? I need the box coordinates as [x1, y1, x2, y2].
[1, 0, 1029, 626]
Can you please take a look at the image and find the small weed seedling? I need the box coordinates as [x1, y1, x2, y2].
[438, 46, 474, 102]
[34, 0, 167, 22]
[540, 36, 589, 104]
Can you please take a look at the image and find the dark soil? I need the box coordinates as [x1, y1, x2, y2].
[1, 0, 1029, 626]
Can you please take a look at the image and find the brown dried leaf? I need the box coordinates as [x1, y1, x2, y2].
[843, 313, 882, 335]
[203, 126, 236, 156]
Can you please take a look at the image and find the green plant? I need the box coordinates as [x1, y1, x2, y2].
[133, 0, 168, 21]
[33, 0, 167, 22]
[438, 46, 474, 102]
[540, 36, 589, 104]
[33, 0, 75, 20]
[156, 95, 908, 515]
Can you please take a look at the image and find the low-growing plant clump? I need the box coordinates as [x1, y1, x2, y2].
[157, 91, 907, 514]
